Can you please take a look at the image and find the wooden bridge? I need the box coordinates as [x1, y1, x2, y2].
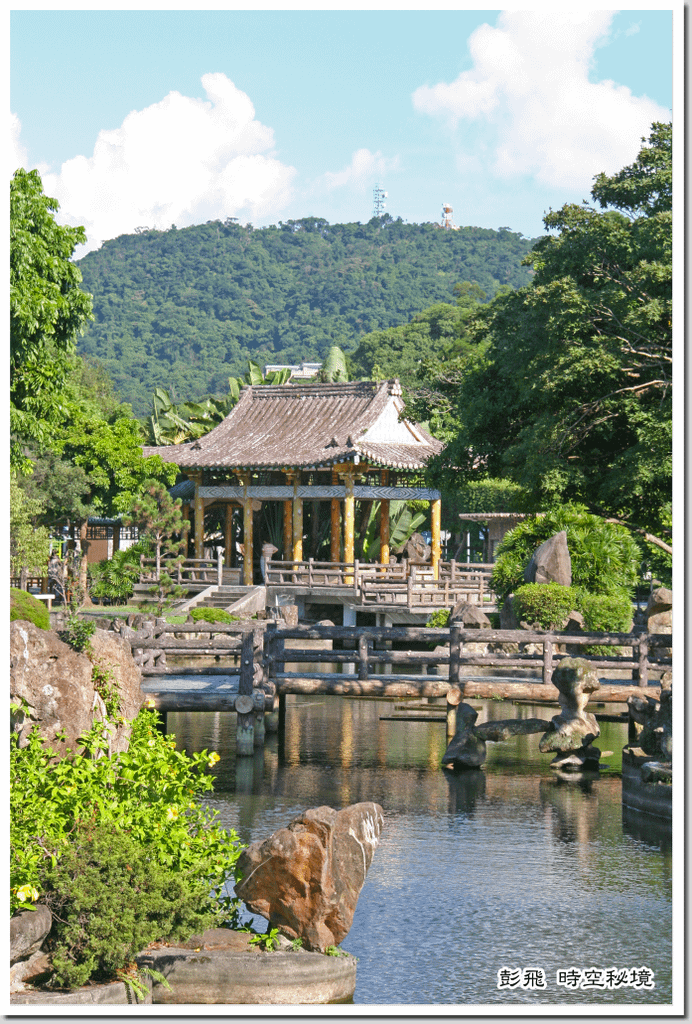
[134, 556, 495, 616]
[123, 619, 670, 755]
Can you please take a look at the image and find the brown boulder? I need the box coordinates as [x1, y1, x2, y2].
[235, 803, 384, 952]
[524, 530, 572, 587]
[10, 620, 144, 756]
[449, 601, 490, 628]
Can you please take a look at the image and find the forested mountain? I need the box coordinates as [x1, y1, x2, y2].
[76, 215, 537, 416]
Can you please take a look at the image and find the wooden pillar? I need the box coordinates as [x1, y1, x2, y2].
[431, 497, 442, 579]
[379, 471, 390, 570]
[283, 496, 292, 562]
[224, 503, 234, 572]
[330, 469, 341, 563]
[239, 475, 254, 586]
[342, 468, 355, 580]
[289, 472, 303, 562]
[191, 475, 205, 561]
[182, 503, 192, 558]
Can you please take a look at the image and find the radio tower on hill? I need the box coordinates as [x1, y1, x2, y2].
[441, 202, 456, 230]
[373, 184, 388, 218]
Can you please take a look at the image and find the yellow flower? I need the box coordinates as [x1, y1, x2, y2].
[208, 752, 220, 767]
[145, 698, 156, 709]
[16, 884, 39, 903]
[166, 806, 179, 822]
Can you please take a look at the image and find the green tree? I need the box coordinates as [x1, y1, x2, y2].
[10, 476, 51, 576]
[425, 124, 672, 549]
[125, 482, 186, 613]
[10, 169, 93, 469]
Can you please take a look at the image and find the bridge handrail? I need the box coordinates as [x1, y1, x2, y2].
[264, 623, 671, 690]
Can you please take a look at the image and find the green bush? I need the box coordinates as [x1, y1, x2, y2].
[10, 709, 243, 964]
[490, 504, 642, 604]
[10, 588, 50, 630]
[190, 607, 238, 624]
[513, 584, 578, 630]
[58, 616, 96, 652]
[89, 544, 147, 604]
[425, 609, 450, 629]
[41, 825, 222, 990]
[575, 590, 633, 634]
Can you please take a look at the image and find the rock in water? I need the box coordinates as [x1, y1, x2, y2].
[235, 802, 384, 952]
[539, 657, 600, 755]
[441, 702, 487, 769]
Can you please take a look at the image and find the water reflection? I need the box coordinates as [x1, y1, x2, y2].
[166, 696, 673, 1006]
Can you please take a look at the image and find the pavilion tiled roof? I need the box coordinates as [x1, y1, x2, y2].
[143, 379, 443, 472]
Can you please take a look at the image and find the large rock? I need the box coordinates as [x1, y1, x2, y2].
[539, 658, 600, 757]
[524, 531, 572, 587]
[235, 803, 384, 952]
[647, 586, 672, 634]
[449, 602, 490, 628]
[10, 906, 52, 965]
[403, 532, 431, 564]
[10, 620, 144, 756]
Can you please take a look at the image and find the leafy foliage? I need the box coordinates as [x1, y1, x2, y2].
[75, 217, 535, 416]
[489, 505, 641, 604]
[58, 616, 96, 653]
[190, 607, 238, 624]
[126, 483, 186, 613]
[576, 590, 633, 633]
[10, 169, 93, 468]
[10, 475, 51, 575]
[41, 824, 222, 990]
[89, 544, 148, 604]
[10, 709, 243, 930]
[359, 501, 427, 561]
[10, 588, 51, 630]
[513, 584, 579, 630]
[419, 124, 672, 543]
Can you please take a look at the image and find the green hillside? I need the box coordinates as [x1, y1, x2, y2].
[76, 215, 537, 416]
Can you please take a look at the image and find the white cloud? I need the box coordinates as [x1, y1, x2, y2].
[34, 73, 296, 253]
[412, 11, 669, 192]
[323, 148, 399, 190]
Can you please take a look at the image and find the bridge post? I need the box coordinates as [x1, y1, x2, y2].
[236, 630, 255, 755]
[431, 497, 442, 579]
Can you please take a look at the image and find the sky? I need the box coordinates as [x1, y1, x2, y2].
[10, 8, 676, 256]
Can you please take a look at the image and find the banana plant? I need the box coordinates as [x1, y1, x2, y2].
[360, 501, 427, 562]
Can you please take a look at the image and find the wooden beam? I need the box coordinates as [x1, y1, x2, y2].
[431, 497, 441, 579]
[198, 484, 442, 500]
[331, 469, 341, 562]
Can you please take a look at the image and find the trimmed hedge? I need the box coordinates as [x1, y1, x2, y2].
[10, 588, 50, 630]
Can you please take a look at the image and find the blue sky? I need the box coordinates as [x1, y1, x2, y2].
[10, 8, 675, 255]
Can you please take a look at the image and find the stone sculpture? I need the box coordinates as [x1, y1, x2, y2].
[235, 803, 384, 952]
[539, 657, 601, 770]
[441, 703, 487, 769]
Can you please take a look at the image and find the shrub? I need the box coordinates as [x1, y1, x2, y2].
[513, 584, 578, 630]
[58, 616, 96, 652]
[10, 710, 243, 944]
[89, 544, 147, 604]
[41, 824, 222, 990]
[490, 504, 641, 604]
[190, 607, 238, 624]
[425, 609, 450, 629]
[10, 588, 50, 630]
[575, 590, 633, 634]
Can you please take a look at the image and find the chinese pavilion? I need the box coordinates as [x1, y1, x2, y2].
[143, 379, 444, 585]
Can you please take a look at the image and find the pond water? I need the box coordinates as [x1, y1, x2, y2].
[167, 695, 674, 1008]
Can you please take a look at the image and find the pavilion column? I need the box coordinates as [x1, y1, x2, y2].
[379, 470, 390, 570]
[287, 472, 303, 562]
[191, 475, 205, 561]
[431, 497, 442, 579]
[224, 504, 234, 571]
[182, 503, 193, 558]
[330, 469, 341, 562]
[239, 475, 254, 586]
[283, 496, 293, 562]
[341, 468, 356, 577]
